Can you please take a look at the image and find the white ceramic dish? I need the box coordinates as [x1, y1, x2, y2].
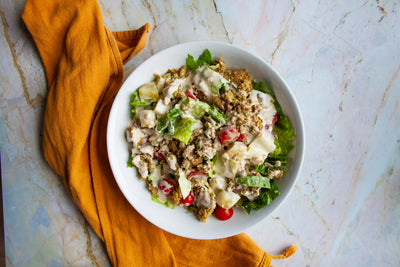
[107, 41, 305, 240]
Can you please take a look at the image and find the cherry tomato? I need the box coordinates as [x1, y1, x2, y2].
[181, 191, 195, 206]
[219, 126, 240, 146]
[265, 113, 278, 129]
[158, 178, 175, 195]
[214, 205, 233, 221]
[185, 89, 197, 100]
[271, 113, 278, 124]
[187, 170, 208, 182]
[237, 132, 246, 142]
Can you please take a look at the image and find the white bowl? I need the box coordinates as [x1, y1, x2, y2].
[107, 41, 305, 239]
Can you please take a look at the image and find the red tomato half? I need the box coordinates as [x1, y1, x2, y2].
[181, 191, 195, 206]
[271, 113, 278, 124]
[219, 126, 240, 146]
[237, 132, 246, 142]
[265, 113, 278, 129]
[158, 178, 175, 195]
[214, 206, 233, 221]
[185, 89, 197, 100]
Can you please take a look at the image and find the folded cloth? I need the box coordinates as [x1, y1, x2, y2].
[22, 0, 296, 266]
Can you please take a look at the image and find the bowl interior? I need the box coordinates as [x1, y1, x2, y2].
[107, 41, 304, 239]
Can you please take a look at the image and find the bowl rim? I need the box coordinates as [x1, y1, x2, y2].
[107, 41, 305, 239]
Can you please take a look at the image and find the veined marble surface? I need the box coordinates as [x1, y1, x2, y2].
[1, 0, 399, 266]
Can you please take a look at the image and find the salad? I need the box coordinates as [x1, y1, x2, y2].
[126, 49, 295, 222]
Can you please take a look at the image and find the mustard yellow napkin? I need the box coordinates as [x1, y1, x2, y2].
[22, 0, 296, 266]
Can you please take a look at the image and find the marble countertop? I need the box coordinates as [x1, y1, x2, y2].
[1, 0, 399, 266]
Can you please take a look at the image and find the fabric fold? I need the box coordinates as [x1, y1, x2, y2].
[22, 0, 296, 266]
[112, 23, 151, 64]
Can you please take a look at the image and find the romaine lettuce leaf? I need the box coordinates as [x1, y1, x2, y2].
[198, 49, 213, 65]
[236, 176, 271, 188]
[156, 103, 200, 144]
[255, 160, 286, 177]
[156, 116, 173, 135]
[156, 108, 184, 135]
[167, 108, 184, 124]
[212, 154, 218, 166]
[238, 182, 280, 214]
[186, 49, 214, 72]
[173, 117, 197, 144]
[268, 114, 295, 161]
[178, 169, 192, 198]
[252, 80, 295, 164]
[151, 194, 175, 209]
[130, 91, 155, 118]
[255, 163, 267, 176]
[252, 79, 274, 97]
[209, 154, 218, 176]
[207, 105, 227, 124]
[252, 80, 282, 115]
[180, 97, 210, 119]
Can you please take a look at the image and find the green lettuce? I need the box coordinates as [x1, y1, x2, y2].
[178, 169, 192, 199]
[130, 91, 155, 118]
[255, 163, 267, 176]
[207, 105, 227, 125]
[236, 80, 293, 214]
[156, 102, 201, 144]
[186, 49, 214, 72]
[156, 116, 170, 135]
[236, 176, 271, 188]
[173, 117, 197, 144]
[252, 80, 295, 163]
[252, 80, 282, 114]
[156, 108, 184, 135]
[180, 97, 210, 119]
[167, 108, 184, 124]
[268, 114, 295, 161]
[255, 160, 286, 177]
[238, 182, 280, 214]
[151, 194, 175, 209]
[127, 154, 134, 168]
[209, 154, 218, 176]
[252, 79, 274, 96]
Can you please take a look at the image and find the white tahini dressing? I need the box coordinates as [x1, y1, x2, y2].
[248, 90, 277, 126]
